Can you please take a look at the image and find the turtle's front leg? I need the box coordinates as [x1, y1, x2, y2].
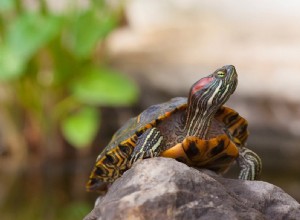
[237, 146, 262, 180]
[128, 127, 163, 166]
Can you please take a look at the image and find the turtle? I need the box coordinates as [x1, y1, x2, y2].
[86, 65, 262, 192]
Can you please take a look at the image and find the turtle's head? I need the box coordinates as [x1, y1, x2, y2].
[186, 65, 238, 137]
[189, 65, 237, 108]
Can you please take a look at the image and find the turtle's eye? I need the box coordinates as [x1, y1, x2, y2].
[217, 71, 226, 78]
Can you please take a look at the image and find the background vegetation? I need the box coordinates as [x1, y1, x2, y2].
[0, 0, 138, 219]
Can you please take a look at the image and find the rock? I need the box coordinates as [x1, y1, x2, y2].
[84, 157, 300, 220]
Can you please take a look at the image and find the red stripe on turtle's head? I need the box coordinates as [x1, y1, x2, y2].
[190, 76, 214, 96]
[189, 65, 238, 103]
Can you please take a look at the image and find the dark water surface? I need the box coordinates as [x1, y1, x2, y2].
[0, 156, 96, 220]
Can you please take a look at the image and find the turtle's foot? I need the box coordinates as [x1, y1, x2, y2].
[237, 146, 262, 180]
[128, 128, 163, 166]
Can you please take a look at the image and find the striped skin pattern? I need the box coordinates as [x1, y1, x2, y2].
[238, 147, 262, 180]
[128, 128, 163, 165]
[86, 65, 262, 192]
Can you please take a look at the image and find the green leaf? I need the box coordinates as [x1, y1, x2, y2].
[65, 9, 117, 58]
[6, 13, 61, 61]
[0, 13, 62, 81]
[0, 44, 25, 81]
[61, 107, 100, 148]
[71, 67, 138, 106]
[0, 0, 15, 12]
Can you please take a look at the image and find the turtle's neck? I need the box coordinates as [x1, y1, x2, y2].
[184, 94, 218, 139]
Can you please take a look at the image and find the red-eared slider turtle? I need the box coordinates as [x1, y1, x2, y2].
[86, 65, 262, 192]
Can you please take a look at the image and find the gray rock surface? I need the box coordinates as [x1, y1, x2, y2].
[84, 157, 300, 220]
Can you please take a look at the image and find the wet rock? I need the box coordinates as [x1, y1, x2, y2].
[84, 157, 300, 220]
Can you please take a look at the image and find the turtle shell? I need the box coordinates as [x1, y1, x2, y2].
[87, 97, 187, 191]
[108, 97, 187, 154]
[86, 97, 248, 192]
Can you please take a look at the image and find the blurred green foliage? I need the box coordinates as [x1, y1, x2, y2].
[0, 0, 138, 149]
